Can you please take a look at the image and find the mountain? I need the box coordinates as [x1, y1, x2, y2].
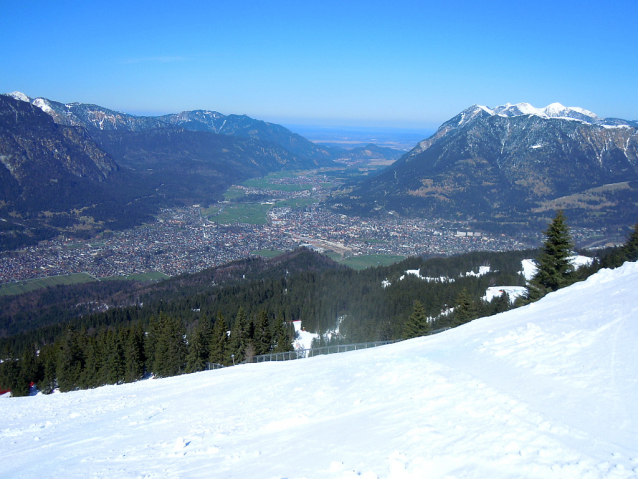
[0, 93, 340, 250]
[332, 102, 638, 226]
[6, 92, 336, 166]
[2, 261, 637, 477]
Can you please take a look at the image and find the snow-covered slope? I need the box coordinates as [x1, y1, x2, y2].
[2, 263, 638, 478]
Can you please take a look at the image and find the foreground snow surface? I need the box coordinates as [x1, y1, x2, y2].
[3, 264, 638, 478]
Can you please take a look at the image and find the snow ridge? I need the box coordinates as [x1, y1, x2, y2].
[472, 102, 600, 123]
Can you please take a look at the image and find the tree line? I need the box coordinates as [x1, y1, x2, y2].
[0, 309, 295, 396]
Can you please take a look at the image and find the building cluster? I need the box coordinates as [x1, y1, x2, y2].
[1, 204, 536, 284]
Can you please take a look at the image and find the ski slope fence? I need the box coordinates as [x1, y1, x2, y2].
[253, 340, 399, 363]
[206, 328, 450, 369]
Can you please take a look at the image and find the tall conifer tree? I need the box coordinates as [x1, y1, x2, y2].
[529, 210, 575, 300]
[186, 316, 212, 373]
[403, 300, 430, 339]
[209, 313, 228, 366]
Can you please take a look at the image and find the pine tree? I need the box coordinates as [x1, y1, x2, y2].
[80, 335, 99, 388]
[451, 289, 477, 327]
[228, 308, 247, 364]
[19, 346, 41, 392]
[403, 300, 430, 339]
[152, 313, 187, 378]
[37, 344, 57, 394]
[103, 329, 125, 385]
[273, 314, 295, 353]
[255, 310, 272, 355]
[209, 313, 228, 366]
[56, 326, 86, 392]
[621, 222, 638, 263]
[529, 210, 575, 300]
[1, 348, 30, 397]
[124, 323, 146, 383]
[185, 316, 212, 373]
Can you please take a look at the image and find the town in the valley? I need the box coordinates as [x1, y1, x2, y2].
[0, 170, 615, 284]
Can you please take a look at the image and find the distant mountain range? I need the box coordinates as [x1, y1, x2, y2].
[0, 92, 354, 250]
[5, 91, 338, 165]
[330, 102, 638, 227]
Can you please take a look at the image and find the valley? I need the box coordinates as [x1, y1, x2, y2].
[0, 169, 531, 287]
[0, 168, 620, 289]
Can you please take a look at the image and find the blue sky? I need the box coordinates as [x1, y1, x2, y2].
[1, 0, 636, 130]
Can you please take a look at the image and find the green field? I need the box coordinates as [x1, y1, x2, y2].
[338, 254, 406, 270]
[324, 251, 343, 261]
[0, 272, 97, 296]
[242, 178, 312, 192]
[251, 249, 286, 258]
[102, 271, 170, 282]
[207, 203, 272, 225]
[275, 197, 316, 209]
[223, 186, 245, 201]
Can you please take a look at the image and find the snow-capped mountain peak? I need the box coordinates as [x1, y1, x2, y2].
[5, 91, 31, 103]
[475, 101, 600, 123]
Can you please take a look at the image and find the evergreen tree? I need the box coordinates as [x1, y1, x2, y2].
[403, 300, 430, 339]
[124, 323, 146, 383]
[19, 346, 41, 392]
[623, 223, 638, 262]
[152, 314, 187, 378]
[104, 329, 125, 385]
[80, 334, 103, 388]
[0, 348, 30, 397]
[209, 313, 228, 366]
[56, 326, 86, 392]
[273, 314, 295, 353]
[451, 289, 477, 327]
[529, 210, 575, 300]
[255, 310, 273, 355]
[185, 316, 212, 373]
[37, 343, 57, 394]
[228, 308, 248, 364]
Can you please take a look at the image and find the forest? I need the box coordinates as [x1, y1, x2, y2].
[1, 218, 636, 397]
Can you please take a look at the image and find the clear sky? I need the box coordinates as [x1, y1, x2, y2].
[1, 0, 636, 130]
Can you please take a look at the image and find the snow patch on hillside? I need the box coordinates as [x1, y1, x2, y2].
[32, 98, 53, 114]
[483, 286, 528, 303]
[394, 266, 491, 285]
[292, 320, 318, 350]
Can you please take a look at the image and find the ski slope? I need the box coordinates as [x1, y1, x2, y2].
[2, 263, 638, 478]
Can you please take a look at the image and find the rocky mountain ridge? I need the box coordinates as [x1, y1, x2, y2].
[5, 92, 337, 165]
[331, 102, 638, 227]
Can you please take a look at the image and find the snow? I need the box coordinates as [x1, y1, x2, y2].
[395, 266, 489, 285]
[6, 91, 30, 102]
[483, 286, 528, 303]
[521, 259, 538, 281]
[32, 98, 53, 114]
[292, 320, 318, 350]
[2, 263, 638, 478]
[462, 265, 491, 277]
[478, 102, 603, 124]
[521, 256, 593, 281]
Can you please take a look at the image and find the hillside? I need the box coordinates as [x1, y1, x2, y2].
[0, 93, 339, 250]
[332, 102, 638, 227]
[2, 261, 637, 477]
[6, 92, 338, 166]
